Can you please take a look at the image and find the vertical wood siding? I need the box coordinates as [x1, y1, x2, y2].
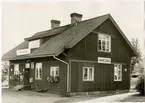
[69, 19, 132, 92]
[9, 57, 67, 94]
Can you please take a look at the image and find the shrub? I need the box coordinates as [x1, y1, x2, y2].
[136, 75, 144, 95]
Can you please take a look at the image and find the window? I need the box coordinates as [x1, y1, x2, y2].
[50, 67, 59, 76]
[31, 62, 34, 69]
[83, 67, 94, 81]
[35, 63, 42, 80]
[29, 39, 40, 49]
[14, 64, 20, 75]
[98, 33, 111, 52]
[114, 64, 122, 81]
[25, 63, 30, 68]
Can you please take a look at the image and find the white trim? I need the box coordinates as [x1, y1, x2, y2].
[83, 67, 94, 81]
[98, 33, 111, 52]
[25, 63, 30, 68]
[114, 64, 122, 81]
[50, 66, 59, 76]
[35, 63, 42, 80]
[14, 64, 19, 75]
[28, 39, 40, 49]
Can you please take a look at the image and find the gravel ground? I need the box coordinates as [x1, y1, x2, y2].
[2, 89, 65, 103]
[2, 89, 118, 103]
[2, 89, 97, 103]
[119, 94, 145, 102]
[3, 89, 142, 103]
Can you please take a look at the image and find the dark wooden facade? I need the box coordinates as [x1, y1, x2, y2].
[67, 19, 131, 92]
[9, 57, 67, 94]
[9, 19, 132, 94]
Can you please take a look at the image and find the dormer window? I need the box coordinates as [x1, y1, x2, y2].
[98, 33, 111, 52]
[29, 39, 40, 49]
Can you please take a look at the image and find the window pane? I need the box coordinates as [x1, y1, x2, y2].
[39, 68, 42, 78]
[102, 41, 105, 51]
[50, 67, 59, 76]
[114, 64, 122, 81]
[89, 68, 92, 80]
[25, 63, 30, 68]
[37, 68, 39, 78]
[56, 68, 59, 76]
[14, 64, 19, 75]
[99, 40, 101, 50]
[35, 63, 42, 79]
[98, 34, 111, 52]
[83, 68, 88, 80]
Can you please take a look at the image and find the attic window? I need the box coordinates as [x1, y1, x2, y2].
[29, 39, 40, 49]
[98, 33, 111, 52]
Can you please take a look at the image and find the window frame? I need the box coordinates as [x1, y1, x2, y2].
[25, 63, 30, 68]
[14, 64, 20, 75]
[28, 39, 40, 49]
[98, 33, 111, 53]
[83, 66, 94, 81]
[114, 64, 122, 81]
[35, 63, 42, 80]
[50, 66, 59, 77]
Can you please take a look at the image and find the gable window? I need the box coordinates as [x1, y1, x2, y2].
[29, 39, 40, 49]
[114, 64, 122, 81]
[98, 33, 111, 52]
[83, 67, 94, 81]
[14, 64, 20, 75]
[50, 66, 59, 76]
[35, 63, 42, 80]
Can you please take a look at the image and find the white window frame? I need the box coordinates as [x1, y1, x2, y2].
[14, 64, 20, 75]
[35, 63, 42, 80]
[50, 66, 59, 76]
[114, 64, 122, 81]
[83, 67, 94, 81]
[25, 63, 30, 68]
[30, 62, 34, 69]
[98, 33, 111, 52]
[28, 39, 40, 49]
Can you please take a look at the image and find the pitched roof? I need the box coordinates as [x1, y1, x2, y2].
[2, 14, 138, 60]
[25, 24, 70, 41]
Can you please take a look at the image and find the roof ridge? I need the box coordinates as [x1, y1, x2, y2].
[78, 13, 110, 23]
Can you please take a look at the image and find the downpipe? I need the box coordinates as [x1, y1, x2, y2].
[53, 55, 70, 93]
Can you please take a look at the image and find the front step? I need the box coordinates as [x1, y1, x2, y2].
[14, 85, 24, 91]
[23, 85, 31, 90]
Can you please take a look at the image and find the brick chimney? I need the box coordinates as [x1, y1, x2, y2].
[51, 20, 60, 29]
[70, 13, 83, 24]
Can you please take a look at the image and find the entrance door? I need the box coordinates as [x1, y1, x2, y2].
[24, 68, 30, 86]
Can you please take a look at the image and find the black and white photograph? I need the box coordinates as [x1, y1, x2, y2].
[1, 0, 145, 102]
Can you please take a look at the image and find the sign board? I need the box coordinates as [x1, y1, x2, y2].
[16, 48, 30, 56]
[98, 57, 111, 64]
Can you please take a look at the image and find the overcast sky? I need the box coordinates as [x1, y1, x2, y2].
[2, 0, 145, 56]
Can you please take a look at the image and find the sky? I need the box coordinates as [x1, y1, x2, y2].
[1, 0, 145, 57]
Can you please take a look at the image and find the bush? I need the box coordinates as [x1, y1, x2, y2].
[136, 75, 144, 95]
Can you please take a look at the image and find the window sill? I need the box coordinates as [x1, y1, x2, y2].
[83, 80, 94, 82]
[35, 78, 42, 80]
[98, 50, 111, 53]
[114, 80, 122, 82]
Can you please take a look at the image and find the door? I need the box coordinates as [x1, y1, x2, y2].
[24, 63, 30, 86]
[24, 68, 30, 86]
